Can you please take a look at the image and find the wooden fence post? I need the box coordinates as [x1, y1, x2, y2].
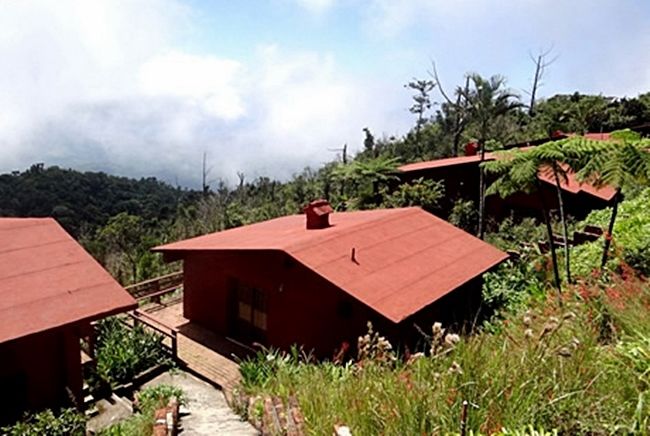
[460, 400, 468, 436]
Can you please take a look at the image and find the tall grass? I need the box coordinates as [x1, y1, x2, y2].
[241, 276, 650, 435]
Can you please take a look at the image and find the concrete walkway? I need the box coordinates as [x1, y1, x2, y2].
[144, 371, 258, 436]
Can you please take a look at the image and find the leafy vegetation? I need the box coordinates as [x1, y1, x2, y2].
[99, 384, 185, 436]
[92, 318, 173, 388]
[572, 188, 650, 277]
[0, 408, 86, 436]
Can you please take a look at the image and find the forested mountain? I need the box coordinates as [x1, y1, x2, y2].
[0, 163, 198, 237]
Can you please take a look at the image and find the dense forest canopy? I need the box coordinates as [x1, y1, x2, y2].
[0, 163, 198, 236]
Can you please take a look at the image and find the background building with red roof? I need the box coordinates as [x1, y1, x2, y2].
[154, 203, 508, 357]
[0, 218, 136, 423]
[399, 134, 617, 221]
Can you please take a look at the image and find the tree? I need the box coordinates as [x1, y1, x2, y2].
[526, 46, 557, 116]
[98, 212, 148, 284]
[405, 78, 435, 155]
[363, 128, 375, 156]
[529, 142, 574, 283]
[201, 151, 214, 196]
[332, 156, 401, 209]
[568, 130, 650, 269]
[461, 74, 523, 239]
[483, 150, 563, 297]
[382, 177, 445, 213]
[430, 63, 470, 157]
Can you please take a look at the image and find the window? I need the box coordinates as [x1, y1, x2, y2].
[238, 301, 252, 322]
[251, 287, 267, 331]
[234, 283, 268, 342]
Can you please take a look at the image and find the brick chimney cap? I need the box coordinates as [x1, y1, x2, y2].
[304, 199, 333, 217]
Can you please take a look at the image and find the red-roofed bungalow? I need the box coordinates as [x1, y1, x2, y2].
[399, 135, 617, 220]
[0, 218, 136, 422]
[154, 204, 508, 357]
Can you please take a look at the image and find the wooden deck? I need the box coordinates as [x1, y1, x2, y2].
[141, 300, 252, 395]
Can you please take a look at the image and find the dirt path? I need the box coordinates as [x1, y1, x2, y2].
[144, 370, 258, 436]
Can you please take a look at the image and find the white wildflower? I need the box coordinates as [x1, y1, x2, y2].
[448, 361, 463, 375]
[444, 333, 460, 347]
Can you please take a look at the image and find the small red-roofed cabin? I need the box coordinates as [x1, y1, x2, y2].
[399, 134, 617, 220]
[0, 218, 137, 423]
[154, 203, 508, 358]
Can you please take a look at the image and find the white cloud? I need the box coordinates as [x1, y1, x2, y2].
[5, 0, 645, 190]
[139, 51, 245, 120]
[0, 0, 406, 187]
[0, 0, 188, 167]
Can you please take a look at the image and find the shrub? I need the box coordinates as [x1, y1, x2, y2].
[572, 188, 650, 277]
[1, 408, 86, 436]
[481, 225, 547, 321]
[93, 317, 172, 387]
[98, 384, 184, 436]
[238, 345, 308, 390]
[482, 258, 545, 319]
[449, 199, 477, 233]
[381, 178, 445, 212]
[135, 384, 186, 412]
[485, 217, 546, 252]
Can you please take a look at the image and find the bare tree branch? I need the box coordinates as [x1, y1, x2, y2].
[528, 45, 559, 116]
[428, 60, 454, 105]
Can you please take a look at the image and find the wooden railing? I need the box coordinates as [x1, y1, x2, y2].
[128, 309, 178, 358]
[126, 271, 184, 302]
[537, 225, 603, 253]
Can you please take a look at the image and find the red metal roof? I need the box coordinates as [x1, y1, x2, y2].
[0, 218, 137, 343]
[580, 132, 611, 141]
[537, 166, 617, 201]
[399, 153, 494, 172]
[155, 208, 508, 323]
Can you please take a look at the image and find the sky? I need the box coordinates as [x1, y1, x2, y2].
[1, 0, 649, 188]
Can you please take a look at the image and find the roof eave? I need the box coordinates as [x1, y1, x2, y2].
[0, 300, 138, 345]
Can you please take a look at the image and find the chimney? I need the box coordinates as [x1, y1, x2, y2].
[304, 199, 333, 229]
[464, 141, 479, 156]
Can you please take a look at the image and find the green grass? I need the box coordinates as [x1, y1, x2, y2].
[240, 275, 650, 435]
